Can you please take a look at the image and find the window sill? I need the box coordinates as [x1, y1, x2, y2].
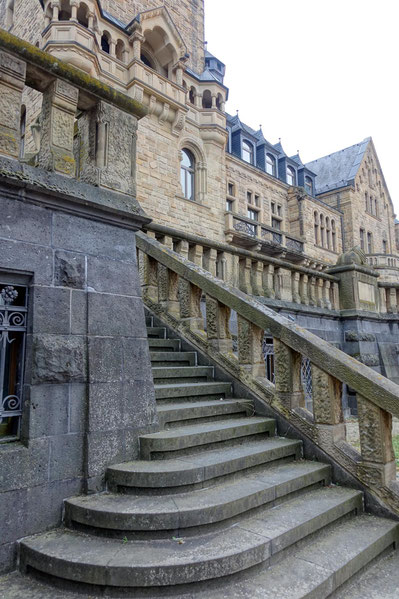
[175, 195, 210, 209]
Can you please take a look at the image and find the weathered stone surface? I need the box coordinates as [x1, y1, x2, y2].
[54, 251, 85, 289]
[31, 286, 71, 335]
[49, 434, 84, 481]
[32, 334, 87, 383]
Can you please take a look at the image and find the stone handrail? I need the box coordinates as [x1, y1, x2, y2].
[137, 230, 399, 515]
[144, 223, 340, 311]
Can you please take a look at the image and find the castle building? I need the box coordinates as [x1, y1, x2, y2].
[1, 0, 398, 280]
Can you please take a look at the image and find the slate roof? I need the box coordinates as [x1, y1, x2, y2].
[305, 138, 371, 195]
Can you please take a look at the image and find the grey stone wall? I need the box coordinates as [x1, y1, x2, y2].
[0, 161, 158, 573]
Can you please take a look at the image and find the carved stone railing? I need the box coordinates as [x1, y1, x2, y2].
[144, 223, 340, 311]
[136, 231, 399, 516]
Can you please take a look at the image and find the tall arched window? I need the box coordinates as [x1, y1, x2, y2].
[59, 0, 72, 21]
[314, 211, 319, 245]
[331, 220, 336, 252]
[242, 140, 253, 164]
[202, 90, 212, 109]
[266, 153, 276, 176]
[115, 39, 125, 62]
[365, 191, 369, 212]
[180, 149, 195, 201]
[19, 105, 26, 159]
[189, 87, 195, 105]
[286, 165, 295, 185]
[77, 3, 89, 27]
[305, 176, 313, 195]
[320, 214, 325, 247]
[326, 217, 331, 249]
[101, 32, 111, 54]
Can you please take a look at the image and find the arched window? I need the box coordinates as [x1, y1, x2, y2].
[326, 217, 331, 249]
[320, 214, 325, 247]
[375, 198, 378, 217]
[59, 0, 72, 21]
[189, 87, 195, 105]
[365, 191, 369, 212]
[19, 105, 26, 159]
[286, 165, 295, 185]
[77, 3, 89, 27]
[305, 176, 313, 195]
[314, 211, 319, 245]
[266, 153, 276, 176]
[141, 52, 155, 69]
[180, 149, 195, 201]
[115, 39, 125, 62]
[202, 90, 212, 109]
[101, 32, 111, 54]
[331, 220, 336, 252]
[367, 232, 373, 253]
[242, 140, 254, 164]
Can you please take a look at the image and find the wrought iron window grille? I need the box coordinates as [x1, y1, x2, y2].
[0, 283, 28, 442]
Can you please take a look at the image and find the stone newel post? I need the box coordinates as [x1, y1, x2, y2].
[38, 78, 78, 176]
[0, 51, 26, 159]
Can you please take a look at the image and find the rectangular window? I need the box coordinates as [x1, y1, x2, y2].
[272, 217, 281, 230]
[0, 281, 28, 442]
[247, 191, 252, 203]
[226, 199, 234, 212]
[382, 239, 387, 254]
[247, 208, 258, 221]
[271, 202, 276, 214]
[254, 194, 260, 207]
[277, 204, 282, 216]
[367, 232, 373, 253]
[360, 228, 365, 251]
[228, 183, 234, 196]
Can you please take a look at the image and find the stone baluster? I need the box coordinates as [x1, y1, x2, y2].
[331, 282, 340, 310]
[273, 339, 303, 411]
[139, 232, 158, 303]
[357, 394, 396, 486]
[309, 276, 317, 306]
[217, 251, 227, 281]
[175, 239, 189, 260]
[0, 51, 27, 159]
[205, 295, 232, 353]
[379, 287, 387, 314]
[251, 261, 264, 296]
[263, 264, 275, 298]
[292, 272, 300, 304]
[229, 253, 240, 287]
[87, 11, 95, 29]
[239, 258, 252, 295]
[387, 287, 398, 313]
[203, 247, 217, 277]
[189, 244, 203, 267]
[195, 94, 202, 109]
[38, 78, 78, 176]
[299, 274, 309, 305]
[316, 277, 324, 307]
[312, 365, 344, 444]
[279, 267, 293, 302]
[179, 280, 203, 332]
[166, 269, 180, 318]
[70, 0, 78, 20]
[157, 235, 173, 309]
[323, 280, 332, 309]
[237, 315, 264, 377]
[274, 268, 281, 300]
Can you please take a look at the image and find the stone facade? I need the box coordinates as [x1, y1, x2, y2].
[1, 0, 397, 279]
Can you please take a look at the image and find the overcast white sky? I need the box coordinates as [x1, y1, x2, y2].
[204, 0, 399, 215]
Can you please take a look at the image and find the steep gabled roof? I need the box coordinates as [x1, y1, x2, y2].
[306, 138, 371, 195]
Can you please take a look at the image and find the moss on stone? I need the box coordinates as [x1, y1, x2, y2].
[0, 29, 148, 119]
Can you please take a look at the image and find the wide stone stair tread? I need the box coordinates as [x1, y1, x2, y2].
[157, 398, 250, 423]
[20, 487, 364, 588]
[154, 381, 232, 400]
[152, 365, 214, 380]
[334, 548, 399, 598]
[107, 437, 303, 488]
[194, 514, 399, 599]
[65, 461, 331, 532]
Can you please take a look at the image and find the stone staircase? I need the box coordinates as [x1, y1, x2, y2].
[18, 311, 399, 598]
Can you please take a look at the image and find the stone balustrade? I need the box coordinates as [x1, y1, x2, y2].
[379, 283, 399, 314]
[136, 230, 399, 516]
[144, 223, 340, 311]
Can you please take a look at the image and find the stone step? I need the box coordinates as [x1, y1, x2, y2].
[152, 365, 214, 384]
[197, 514, 399, 599]
[150, 351, 197, 367]
[20, 487, 364, 589]
[148, 338, 181, 352]
[157, 399, 250, 428]
[146, 326, 167, 338]
[140, 417, 276, 459]
[155, 381, 232, 401]
[65, 461, 332, 534]
[107, 437, 303, 491]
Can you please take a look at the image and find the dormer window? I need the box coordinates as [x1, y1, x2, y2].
[266, 153, 276, 176]
[305, 176, 313, 195]
[242, 140, 254, 164]
[286, 166, 296, 186]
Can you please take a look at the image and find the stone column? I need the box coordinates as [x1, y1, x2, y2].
[279, 267, 293, 302]
[300, 274, 309, 305]
[0, 51, 26, 159]
[312, 365, 344, 445]
[70, 0, 78, 20]
[273, 339, 303, 411]
[387, 288, 397, 313]
[109, 38, 116, 58]
[206, 295, 232, 353]
[88, 11, 95, 29]
[203, 248, 217, 277]
[316, 277, 324, 307]
[263, 264, 275, 298]
[52, 1, 60, 21]
[189, 244, 203, 267]
[211, 94, 217, 108]
[251, 261, 264, 296]
[309, 276, 317, 306]
[129, 21, 144, 61]
[38, 79, 78, 176]
[323, 280, 332, 310]
[239, 258, 252, 295]
[237, 315, 264, 377]
[379, 287, 387, 314]
[292, 271, 300, 304]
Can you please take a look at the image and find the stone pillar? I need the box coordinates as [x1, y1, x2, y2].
[387, 287, 397, 314]
[316, 277, 324, 307]
[189, 244, 203, 267]
[203, 247, 217, 277]
[179, 280, 203, 332]
[70, 0, 78, 20]
[0, 51, 26, 159]
[273, 339, 303, 411]
[211, 94, 217, 108]
[38, 79, 78, 176]
[52, 1, 60, 21]
[312, 365, 345, 445]
[88, 11, 95, 29]
[300, 274, 309, 305]
[292, 271, 300, 304]
[279, 267, 293, 302]
[332, 281, 340, 310]
[309, 276, 317, 306]
[251, 261, 263, 296]
[176, 239, 189, 260]
[379, 287, 387, 314]
[206, 295, 232, 353]
[109, 38, 116, 58]
[323, 280, 332, 309]
[129, 22, 144, 61]
[237, 315, 264, 377]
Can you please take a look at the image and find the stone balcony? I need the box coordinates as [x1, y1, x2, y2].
[224, 211, 305, 263]
[366, 253, 399, 283]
